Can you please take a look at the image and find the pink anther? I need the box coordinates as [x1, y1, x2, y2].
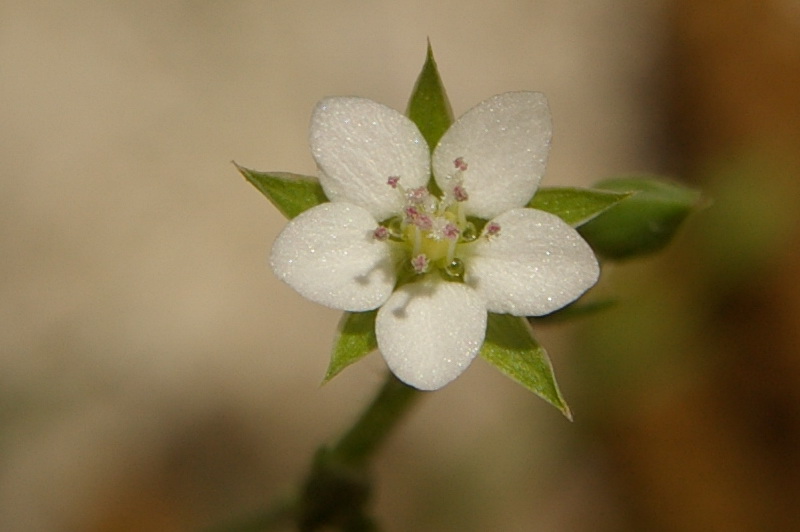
[411, 254, 429, 274]
[373, 226, 390, 241]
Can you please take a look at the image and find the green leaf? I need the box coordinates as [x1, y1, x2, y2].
[324, 311, 378, 383]
[578, 175, 701, 260]
[236, 162, 328, 219]
[480, 314, 572, 419]
[406, 42, 454, 150]
[529, 187, 632, 227]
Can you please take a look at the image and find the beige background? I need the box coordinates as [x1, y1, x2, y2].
[1, 2, 689, 530]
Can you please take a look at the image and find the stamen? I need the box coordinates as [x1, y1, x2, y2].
[406, 186, 430, 205]
[453, 184, 469, 202]
[404, 206, 433, 231]
[417, 215, 433, 231]
[412, 225, 422, 255]
[456, 202, 467, 227]
[373, 226, 390, 241]
[443, 222, 460, 240]
[384, 160, 479, 281]
[410, 253, 429, 274]
[428, 219, 461, 243]
[446, 238, 458, 264]
[403, 206, 419, 224]
[484, 222, 501, 238]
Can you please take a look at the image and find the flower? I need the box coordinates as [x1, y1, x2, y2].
[270, 92, 599, 390]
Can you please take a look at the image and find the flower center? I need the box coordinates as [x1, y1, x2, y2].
[373, 157, 500, 281]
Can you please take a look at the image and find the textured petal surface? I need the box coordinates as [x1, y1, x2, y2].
[433, 92, 551, 219]
[270, 202, 396, 311]
[310, 97, 430, 220]
[376, 279, 487, 390]
[465, 208, 599, 316]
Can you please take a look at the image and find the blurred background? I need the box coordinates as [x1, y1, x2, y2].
[1, 1, 799, 530]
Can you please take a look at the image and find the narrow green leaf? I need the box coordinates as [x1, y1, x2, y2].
[529, 187, 631, 227]
[324, 310, 378, 383]
[578, 175, 701, 260]
[480, 314, 572, 419]
[406, 42, 454, 150]
[235, 162, 328, 219]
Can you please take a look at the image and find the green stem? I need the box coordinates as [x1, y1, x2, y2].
[297, 373, 421, 531]
[330, 372, 421, 467]
[210, 372, 421, 532]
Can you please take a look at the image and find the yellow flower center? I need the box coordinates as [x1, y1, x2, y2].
[373, 158, 500, 281]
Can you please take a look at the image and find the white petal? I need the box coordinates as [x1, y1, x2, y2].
[433, 92, 551, 219]
[270, 202, 396, 311]
[310, 97, 430, 220]
[465, 208, 599, 316]
[376, 278, 487, 390]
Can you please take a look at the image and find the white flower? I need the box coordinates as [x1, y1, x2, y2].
[270, 92, 599, 390]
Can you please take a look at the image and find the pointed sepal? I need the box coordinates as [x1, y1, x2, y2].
[480, 313, 572, 419]
[236, 162, 328, 219]
[405, 42, 454, 150]
[529, 187, 632, 227]
[324, 311, 378, 383]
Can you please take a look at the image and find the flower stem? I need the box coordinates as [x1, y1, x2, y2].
[330, 372, 421, 467]
[297, 373, 420, 530]
[209, 372, 421, 532]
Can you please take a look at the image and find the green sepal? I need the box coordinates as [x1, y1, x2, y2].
[324, 311, 378, 383]
[578, 176, 701, 260]
[529, 187, 632, 227]
[406, 42, 454, 151]
[236, 162, 328, 219]
[480, 313, 572, 419]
